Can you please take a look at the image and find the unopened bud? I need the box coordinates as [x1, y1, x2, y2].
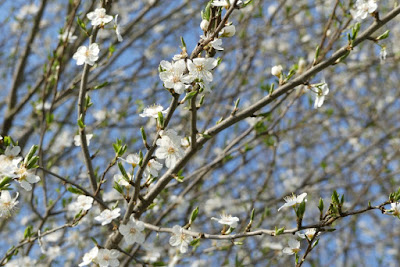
[200, 19, 209, 31]
[271, 65, 283, 77]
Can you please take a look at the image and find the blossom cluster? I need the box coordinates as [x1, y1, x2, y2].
[72, 8, 123, 66]
[0, 143, 41, 219]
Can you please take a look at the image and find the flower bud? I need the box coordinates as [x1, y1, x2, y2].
[200, 19, 209, 31]
[220, 25, 235, 37]
[271, 65, 283, 77]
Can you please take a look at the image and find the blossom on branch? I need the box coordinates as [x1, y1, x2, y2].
[278, 193, 307, 211]
[119, 217, 145, 245]
[311, 82, 329, 109]
[351, 0, 378, 21]
[73, 44, 100, 66]
[94, 208, 121, 225]
[79, 246, 99, 267]
[169, 225, 193, 253]
[159, 59, 193, 94]
[155, 130, 185, 168]
[97, 248, 120, 267]
[187, 58, 218, 83]
[282, 239, 301, 255]
[211, 214, 239, 228]
[139, 104, 169, 119]
[114, 14, 123, 42]
[0, 191, 19, 218]
[87, 8, 113, 26]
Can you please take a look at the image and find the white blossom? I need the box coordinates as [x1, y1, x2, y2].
[58, 31, 77, 43]
[69, 195, 93, 212]
[74, 134, 93, 147]
[220, 24, 236, 37]
[87, 8, 113, 26]
[155, 130, 185, 168]
[212, 0, 243, 8]
[119, 217, 145, 245]
[114, 14, 123, 42]
[140, 105, 169, 118]
[144, 159, 163, 177]
[94, 208, 121, 225]
[0, 191, 19, 218]
[351, 0, 378, 21]
[312, 82, 329, 109]
[72, 44, 100, 66]
[210, 38, 224, 51]
[211, 214, 239, 228]
[282, 239, 301, 255]
[200, 19, 209, 31]
[79, 246, 99, 267]
[278, 193, 307, 211]
[119, 153, 140, 167]
[15, 165, 41, 191]
[114, 173, 132, 187]
[0, 146, 22, 177]
[390, 202, 400, 217]
[159, 59, 193, 94]
[297, 228, 318, 240]
[97, 248, 120, 267]
[169, 225, 193, 253]
[271, 65, 283, 77]
[187, 58, 218, 83]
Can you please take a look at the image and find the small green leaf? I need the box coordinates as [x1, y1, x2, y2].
[67, 187, 85, 195]
[376, 30, 390, 40]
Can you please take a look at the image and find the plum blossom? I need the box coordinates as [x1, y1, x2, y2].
[211, 214, 239, 228]
[58, 31, 77, 43]
[114, 173, 132, 187]
[220, 24, 236, 37]
[200, 19, 209, 31]
[0, 146, 22, 177]
[119, 217, 145, 245]
[271, 65, 283, 77]
[144, 159, 163, 177]
[297, 228, 318, 240]
[212, 0, 243, 8]
[97, 248, 120, 267]
[187, 58, 218, 83]
[278, 193, 307, 211]
[155, 130, 185, 168]
[282, 239, 301, 255]
[15, 165, 41, 191]
[119, 153, 140, 167]
[79, 246, 99, 266]
[73, 44, 100, 66]
[140, 104, 169, 118]
[74, 134, 93, 146]
[389, 202, 400, 218]
[210, 38, 224, 50]
[169, 225, 193, 253]
[114, 14, 123, 42]
[87, 8, 113, 26]
[312, 82, 329, 109]
[351, 0, 378, 21]
[69, 195, 93, 212]
[159, 59, 193, 94]
[0, 191, 19, 218]
[94, 208, 121, 225]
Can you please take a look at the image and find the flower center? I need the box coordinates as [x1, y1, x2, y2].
[196, 65, 204, 72]
[172, 75, 180, 83]
[130, 228, 137, 234]
[168, 147, 175, 154]
[292, 248, 301, 253]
